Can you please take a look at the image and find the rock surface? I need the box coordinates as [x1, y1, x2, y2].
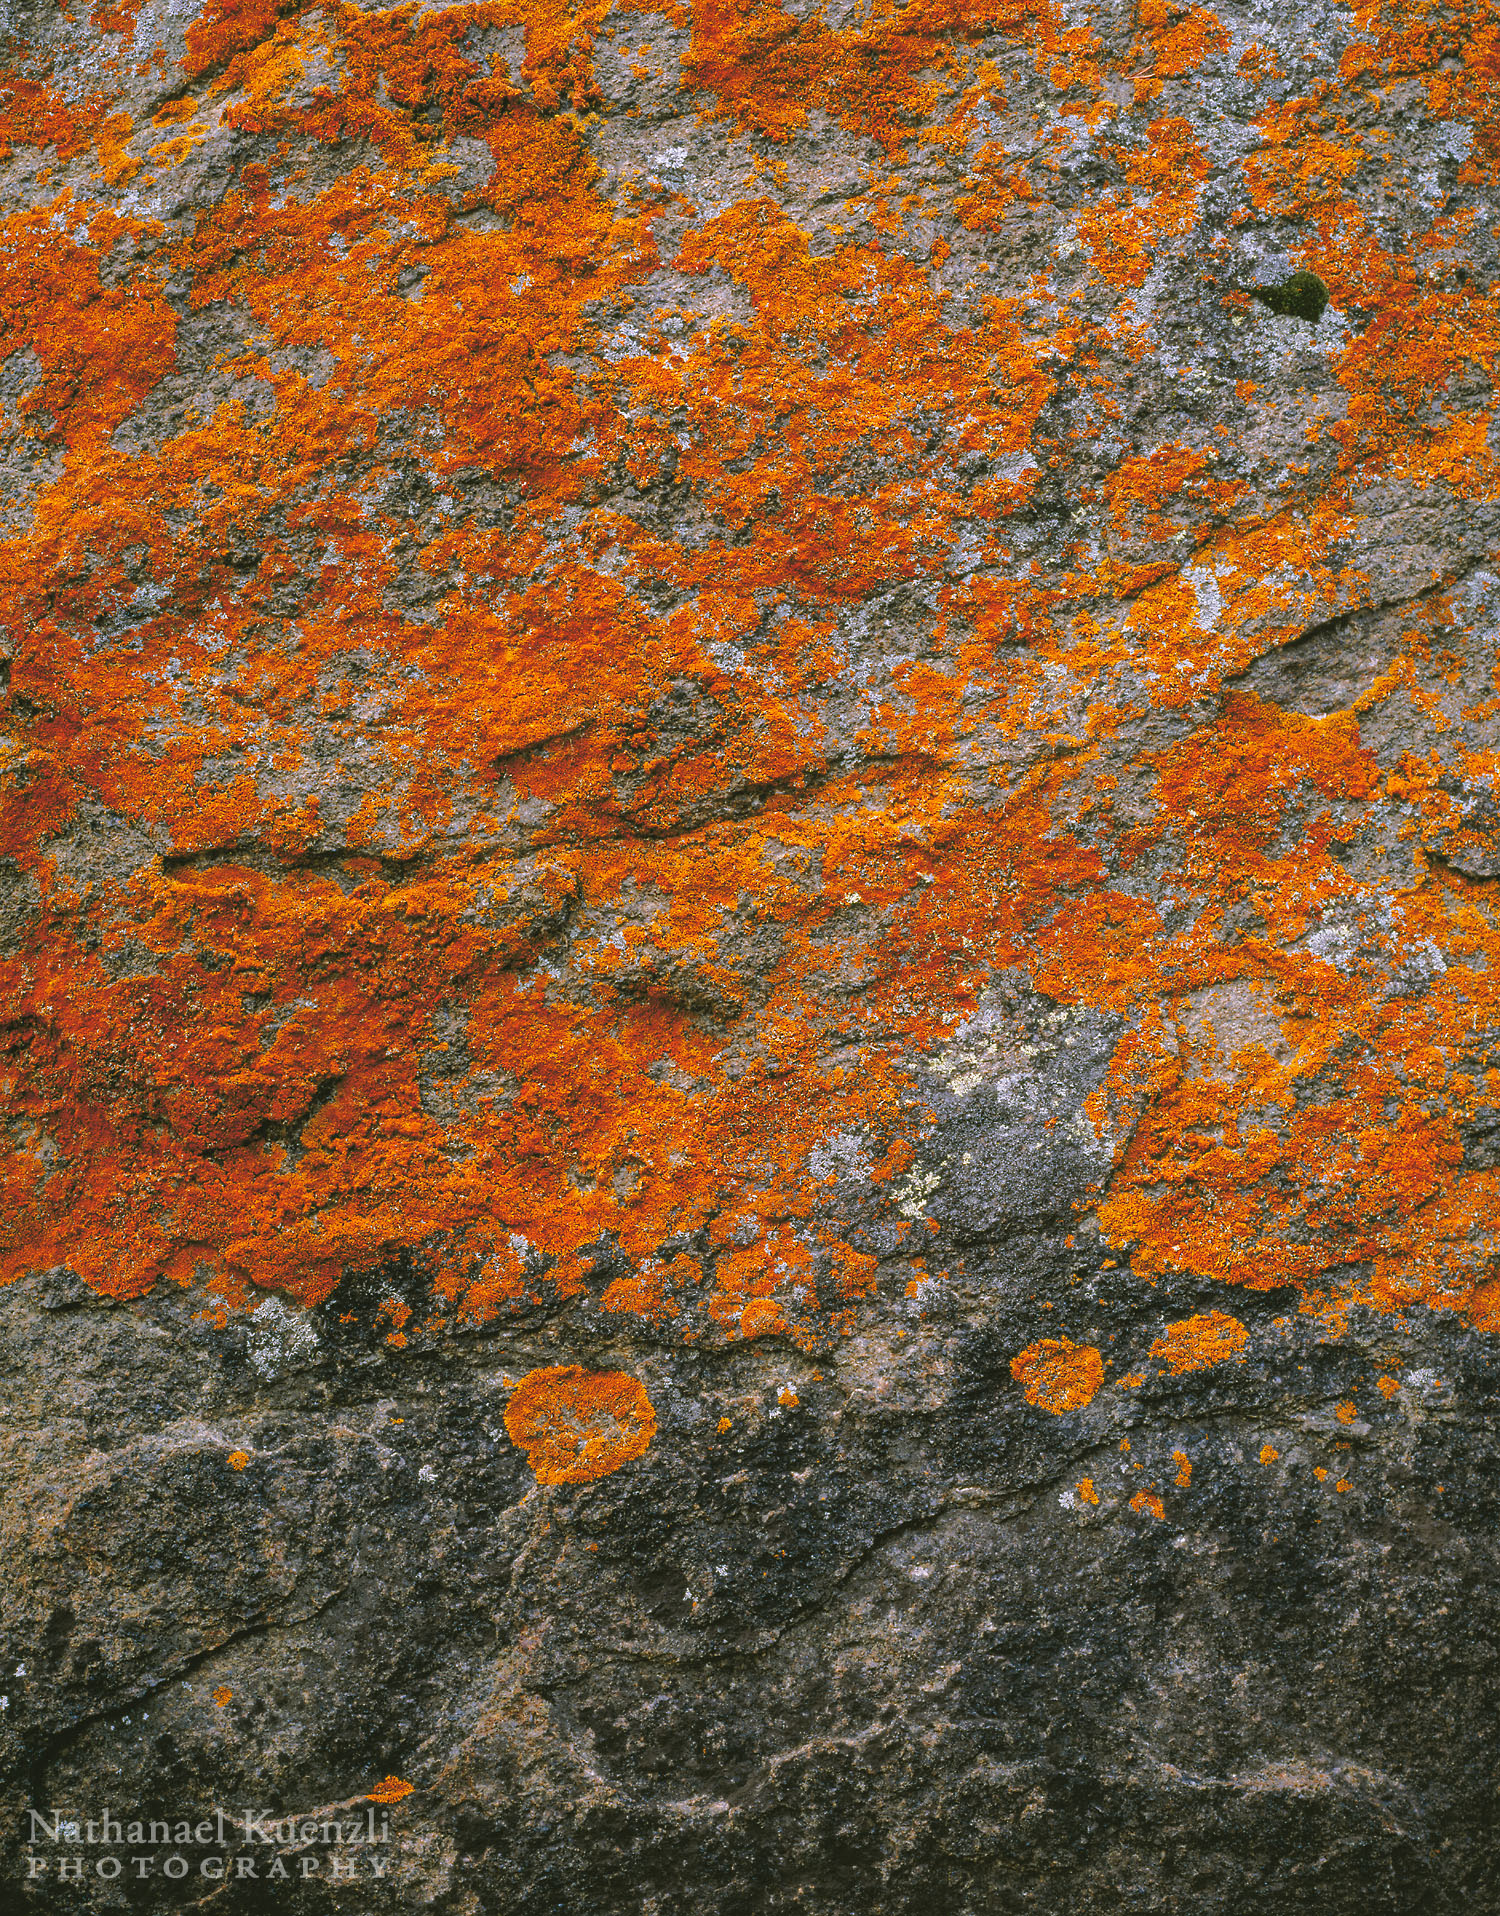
[4, 0, 1500, 1908]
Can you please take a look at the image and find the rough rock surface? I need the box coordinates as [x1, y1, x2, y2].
[4, 0, 1500, 1908]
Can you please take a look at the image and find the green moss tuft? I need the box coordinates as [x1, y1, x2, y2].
[1251, 270, 1329, 322]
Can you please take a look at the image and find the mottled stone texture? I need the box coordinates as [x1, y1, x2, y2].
[4, 0, 1500, 1909]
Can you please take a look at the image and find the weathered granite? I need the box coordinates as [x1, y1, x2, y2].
[4, 0, 1500, 1908]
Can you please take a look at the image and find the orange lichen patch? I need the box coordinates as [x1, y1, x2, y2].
[226, 1450, 250, 1471]
[0, 202, 177, 449]
[1376, 1376, 1401, 1400]
[1118, 1372, 1146, 1389]
[1172, 1449, 1192, 1487]
[378, 1295, 413, 1348]
[1076, 1477, 1099, 1505]
[1335, 1478, 1353, 1493]
[1467, 1277, 1500, 1331]
[1129, 1490, 1165, 1521]
[1146, 4, 1229, 78]
[1149, 1312, 1249, 1377]
[739, 1298, 789, 1340]
[1244, 96, 1360, 219]
[1335, 1400, 1358, 1424]
[366, 1776, 414, 1804]
[212, 1686, 233, 1707]
[94, 110, 144, 187]
[1259, 1444, 1279, 1465]
[3, 0, 1500, 1389]
[1077, 117, 1209, 288]
[184, 0, 294, 76]
[0, 66, 112, 162]
[1103, 445, 1220, 545]
[681, 0, 1092, 150]
[703, 1229, 821, 1342]
[1010, 1339, 1105, 1414]
[602, 1254, 696, 1321]
[504, 1366, 656, 1485]
[776, 1385, 799, 1408]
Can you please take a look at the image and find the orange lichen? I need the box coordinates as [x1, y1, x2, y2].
[1010, 1339, 1105, 1413]
[366, 1776, 415, 1804]
[1129, 1490, 1165, 1521]
[1148, 5, 1229, 79]
[1259, 1445, 1278, 1465]
[738, 1298, 790, 1340]
[1172, 1449, 1192, 1487]
[504, 1366, 656, 1485]
[226, 1450, 250, 1471]
[1376, 1376, 1401, 1400]
[1150, 1313, 1249, 1377]
[601, 1256, 691, 1322]
[1335, 1400, 1358, 1424]
[1468, 1278, 1500, 1331]
[0, 0, 1496, 1396]
[212, 1686, 233, 1707]
[1076, 1477, 1099, 1505]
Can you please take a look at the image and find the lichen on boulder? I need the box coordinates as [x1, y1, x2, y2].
[4, 0, 1500, 1908]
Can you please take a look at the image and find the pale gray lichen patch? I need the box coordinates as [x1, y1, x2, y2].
[246, 1295, 323, 1380]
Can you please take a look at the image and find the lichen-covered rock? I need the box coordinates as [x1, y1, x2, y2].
[4, 0, 1500, 1908]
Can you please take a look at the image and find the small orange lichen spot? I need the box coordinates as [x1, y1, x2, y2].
[1150, 1311, 1248, 1376]
[717, 1417, 732, 1434]
[385, 1331, 408, 1348]
[1129, 1490, 1165, 1521]
[739, 1298, 788, 1340]
[777, 1386, 799, 1408]
[212, 1687, 232, 1708]
[1259, 1444, 1279, 1465]
[1335, 1479, 1353, 1493]
[1009, 1339, 1105, 1413]
[1335, 1401, 1357, 1424]
[226, 1451, 250, 1471]
[1120, 1438, 1132, 1453]
[366, 1777, 414, 1804]
[1315, 1466, 1329, 1481]
[1119, 1372, 1147, 1389]
[1377, 1377, 1401, 1400]
[504, 1366, 656, 1485]
[1172, 1449, 1192, 1487]
[1077, 1478, 1100, 1506]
